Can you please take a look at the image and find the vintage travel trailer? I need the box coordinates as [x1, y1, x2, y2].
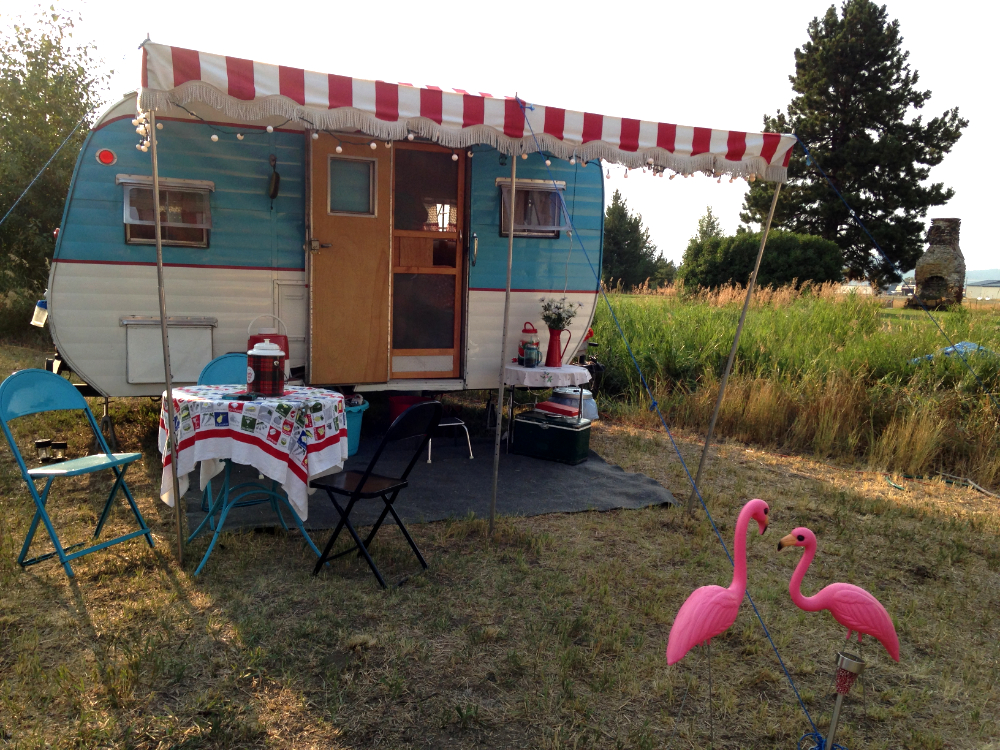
[47, 43, 796, 398]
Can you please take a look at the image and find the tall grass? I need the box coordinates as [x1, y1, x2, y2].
[593, 284, 1000, 487]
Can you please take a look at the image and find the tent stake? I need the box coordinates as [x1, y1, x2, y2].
[149, 110, 184, 565]
[686, 172, 785, 515]
[489, 150, 517, 537]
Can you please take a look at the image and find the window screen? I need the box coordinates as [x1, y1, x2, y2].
[499, 183, 564, 238]
[123, 186, 211, 247]
[329, 157, 375, 215]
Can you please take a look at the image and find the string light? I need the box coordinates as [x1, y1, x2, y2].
[211, 134, 219, 142]
[369, 141, 377, 150]
[451, 152, 459, 161]
[647, 158, 654, 165]
[311, 132, 319, 140]
[544, 158, 551, 166]
[467, 151, 474, 158]
[521, 153, 528, 160]
[624, 169, 629, 178]
[156, 122, 163, 130]
[669, 174, 676, 180]
[335, 145, 343, 154]
[266, 125, 274, 133]
[237, 133, 244, 140]
[569, 157, 576, 165]
[407, 133, 415, 141]
[605, 168, 611, 179]
[385, 141, 391, 148]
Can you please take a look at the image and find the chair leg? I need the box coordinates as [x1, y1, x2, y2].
[385, 501, 428, 570]
[19, 478, 75, 578]
[18, 478, 52, 565]
[192, 490, 242, 576]
[315, 492, 387, 589]
[313, 498, 350, 575]
[359, 501, 393, 558]
[427, 438, 432, 464]
[93, 466, 128, 539]
[461, 424, 474, 459]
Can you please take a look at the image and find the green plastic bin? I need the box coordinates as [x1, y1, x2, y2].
[345, 400, 369, 456]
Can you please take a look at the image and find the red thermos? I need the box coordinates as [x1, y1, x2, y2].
[247, 315, 289, 378]
[247, 339, 286, 397]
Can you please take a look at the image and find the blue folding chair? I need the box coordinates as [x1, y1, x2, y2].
[0, 369, 154, 578]
[188, 353, 321, 575]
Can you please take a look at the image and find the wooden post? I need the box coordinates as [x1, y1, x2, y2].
[489, 148, 517, 536]
[686, 173, 785, 514]
[149, 110, 184, 564]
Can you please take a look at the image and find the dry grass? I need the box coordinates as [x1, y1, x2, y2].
[1, 341, 999, 748]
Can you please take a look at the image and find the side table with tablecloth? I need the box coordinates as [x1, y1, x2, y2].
[501, 364, 592, 448]
[158, 384, 348, 522]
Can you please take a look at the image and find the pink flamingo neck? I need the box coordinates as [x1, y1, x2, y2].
[788, 536, 822, 611]
[728, 504, 755, 597]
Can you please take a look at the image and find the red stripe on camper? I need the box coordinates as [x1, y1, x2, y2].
[582, 113, 603, 143]
[691, 127, 712, 156]
[420, 87, 443, 123]
[171, 47, 201, 87]
[544, 107, 565, 140]
[760, 132, 781, 164]
[278, 66, 305, 105]
[504, 98, 524, 138]
[619, 118, 640, 152]
[657, 123, 677, 152]
[328, 74, 353, 109]
[374, 80, 398, 121]
[226, 57, 255, 100]
[726, 131, 747, 161]
[463, 94, 485, 127]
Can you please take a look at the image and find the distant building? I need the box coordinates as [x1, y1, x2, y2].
[837, 280, 875, 295]
[966, 280, 1000, 299]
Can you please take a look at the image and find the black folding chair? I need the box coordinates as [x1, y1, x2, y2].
[310, 401, 442, 588]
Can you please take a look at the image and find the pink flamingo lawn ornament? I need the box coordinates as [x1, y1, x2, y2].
[666, 498, 770, 665]
[778, 527, 900, 661]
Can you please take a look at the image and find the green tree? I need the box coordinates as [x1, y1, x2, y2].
[680, 230, 843, 289]
[693, 206, 723, 244]
[0, 7, 108, 329]
[740, 0, 966, 285]
[602, 190, 669, 289]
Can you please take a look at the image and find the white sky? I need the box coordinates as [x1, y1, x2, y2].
[5, 0, 996, 269]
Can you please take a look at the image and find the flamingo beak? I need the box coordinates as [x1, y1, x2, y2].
[777, 533, 797, 552]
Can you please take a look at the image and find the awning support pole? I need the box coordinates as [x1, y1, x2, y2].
[686, 174, 785, 515]
[149, 110, 184, 564]
[489, 151, 517, 537]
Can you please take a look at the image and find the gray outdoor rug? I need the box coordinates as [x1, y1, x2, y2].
[183, 436, 676, 531]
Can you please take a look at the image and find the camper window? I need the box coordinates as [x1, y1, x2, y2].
[498, 179, 565, 238]
[122, 185, 211, 247]
[328, 157, 376, 216]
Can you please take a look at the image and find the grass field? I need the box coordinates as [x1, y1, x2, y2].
[593, 284, 1000, 491]
[1, 337, 999, 748]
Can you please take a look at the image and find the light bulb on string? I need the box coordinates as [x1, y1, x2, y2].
[569, 156, 576, 165]
[521, 153, 528, 160]
[407, 133, 415, 141]
[729, 177, 735, 183]
[135, 144, 142, 151]
[369, 141, 377, 150]
[131, 118, 138, 126]
[717, 176, 722, 183]
[385, 141, 391, 148]
[467, 151, 474, 158]
[605, 168, 611, 179]
[335, 145, 343, 154]
[156, 122, 163, 130]
[624, 169, 629, 178]
[140, 145, 148, 152]
[211, 134, 219, 142]
[545, 159, 551, 166]
[237, 133, 244, 140]
[647, 158, 654, 165]
[266, 126, 274, 133]
[311, 132, 319, 140]
[669, 174, 675, 179]
[451, 152, 458, 161]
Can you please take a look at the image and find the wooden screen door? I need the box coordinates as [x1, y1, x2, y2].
[310, 135, 391, 384]
[390, 143, 465, 379]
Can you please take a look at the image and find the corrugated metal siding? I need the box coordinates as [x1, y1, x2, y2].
[468, 151, 603, 292]
[54, 118, 304, 269]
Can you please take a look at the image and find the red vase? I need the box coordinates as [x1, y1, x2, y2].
[545, 327, 573, 367]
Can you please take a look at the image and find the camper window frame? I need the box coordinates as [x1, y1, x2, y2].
[117, 174, 215, 249]
[497, 178, 566, 239]
[327, 155, 377, 217]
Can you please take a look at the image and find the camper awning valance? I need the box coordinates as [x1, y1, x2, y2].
[139, 42, 797, 182]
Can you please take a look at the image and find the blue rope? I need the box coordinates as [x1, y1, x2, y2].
[795, 135, 1000, 414]
[515, 98, 821, 737]
[0, 111, 91, 230]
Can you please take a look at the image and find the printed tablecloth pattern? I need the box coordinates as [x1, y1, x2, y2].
[503, 364, 592, 389]
[158, 385, 347, 521]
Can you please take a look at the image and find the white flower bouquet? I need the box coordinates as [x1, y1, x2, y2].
[540, 297, 582, 330]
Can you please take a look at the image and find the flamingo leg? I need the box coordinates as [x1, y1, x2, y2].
[857, 632, 863, 644]
[706, 640, 714, 750]
[846, 629, 853, 642]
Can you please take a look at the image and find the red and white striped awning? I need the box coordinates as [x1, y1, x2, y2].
[140, 42, 796, 182]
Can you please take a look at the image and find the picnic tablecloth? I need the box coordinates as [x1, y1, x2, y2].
[503, 363, 592, 389]
[158, 384, 347, 521]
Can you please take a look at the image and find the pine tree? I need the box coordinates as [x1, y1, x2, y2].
[740, 0, 966, 285]
[602, 190, 670, 289]
[693, 206, 723, 244]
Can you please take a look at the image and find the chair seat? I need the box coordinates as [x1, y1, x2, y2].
[27, 452, 142, 478]
[311, 470, 407, 498]
[439, 416, 466, 428]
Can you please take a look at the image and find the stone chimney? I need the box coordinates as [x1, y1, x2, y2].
[906, 218, 965, 309]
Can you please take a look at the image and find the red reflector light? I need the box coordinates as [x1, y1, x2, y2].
[96, 149, 116, 165]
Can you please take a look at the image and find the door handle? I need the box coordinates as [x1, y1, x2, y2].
[471, 233, 478, 266]
[308, 238, 332, 252]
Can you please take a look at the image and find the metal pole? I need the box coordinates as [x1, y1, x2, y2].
[149, 110, 184, 565]
[489, 148, 517, 537]
[686, 169, 785, 514]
